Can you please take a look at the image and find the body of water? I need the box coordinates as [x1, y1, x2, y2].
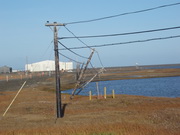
[143, 65, 180, 69]
[64, 76, 180, 98]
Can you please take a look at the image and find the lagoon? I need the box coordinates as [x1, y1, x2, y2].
[65, 76, 180, 98]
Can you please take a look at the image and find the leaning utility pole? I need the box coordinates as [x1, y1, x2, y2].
[71, 49, 95, 98]
[45, 22, 64, 118]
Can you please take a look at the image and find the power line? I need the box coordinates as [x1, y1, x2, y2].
[64, 2, 180, 25]
[96, 52, 104, 68]
[63, 26, 105, 69]
[59, 26, 180, 39]
[41, 40, 54, 57]
[59, 52, 83, 64]
[59, 35, 180, 50]
[63, 26, 93, 50]
[58, 41, 88, 59]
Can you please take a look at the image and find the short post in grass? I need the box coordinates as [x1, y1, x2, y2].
[6, 75, 8, 82]
[89, 91, 92, 101]
[112, 89, 115, 99]
[104, 87, 107, 99]
[96, 82, 100, 99]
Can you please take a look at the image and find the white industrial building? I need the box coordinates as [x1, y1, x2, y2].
[25, 60, 73, 72]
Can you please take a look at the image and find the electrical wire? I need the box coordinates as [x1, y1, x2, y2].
[59, 52, 83, 64]
[63, 26, 105, 69]
[59, 26, 180, 39]
[27, 40, 54, 72]
[63, 26, 93, 50]
[64, 2, 180, 25]
[58, 41, 88, 59]
[59, 35, 180, 50]
[58, 41, 102, 73]
[41, 40, 54, 56]
[96, 52, 104, 68]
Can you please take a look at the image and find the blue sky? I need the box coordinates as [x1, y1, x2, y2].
[0, 0, 180, 70]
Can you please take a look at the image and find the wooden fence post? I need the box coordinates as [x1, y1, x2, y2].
[104, 87, 106, 99]
[96, 82, 100, 99]
[89, 91, 92, 101]
[112, 89, 115, 99]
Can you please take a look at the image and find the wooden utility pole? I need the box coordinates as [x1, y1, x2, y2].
[45, 22, 64, 118]
[75, 68, 104, 95]
[71, 49, 95, 98]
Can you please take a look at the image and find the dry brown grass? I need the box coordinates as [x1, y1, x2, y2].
[0, 67, 180, 134]
[0, 87, 180, 135]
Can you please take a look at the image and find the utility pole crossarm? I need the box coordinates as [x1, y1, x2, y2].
[45, 22, 65, 27]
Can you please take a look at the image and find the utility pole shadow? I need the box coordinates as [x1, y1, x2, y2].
[61, 103, 68, 117]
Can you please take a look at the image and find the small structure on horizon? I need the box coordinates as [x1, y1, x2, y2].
[25, 60, 73, 72]
[0, 66, 12, 74]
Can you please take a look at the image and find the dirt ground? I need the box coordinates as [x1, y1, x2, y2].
[0, 67, 180, 135]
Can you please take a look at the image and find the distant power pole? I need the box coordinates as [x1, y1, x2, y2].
[45, 22, 65, 118]
[26, 56, 28, 75]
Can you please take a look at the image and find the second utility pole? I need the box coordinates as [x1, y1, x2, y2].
[45, 22, 64, 118]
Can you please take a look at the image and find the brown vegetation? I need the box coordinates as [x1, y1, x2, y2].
[0, 67, 180, 134]
[0, 87, 180, 135]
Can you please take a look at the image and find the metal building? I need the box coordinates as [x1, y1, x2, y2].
[0, 66, 12, 73]
[25, 60, 73, 72]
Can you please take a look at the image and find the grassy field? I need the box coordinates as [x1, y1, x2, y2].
[0, 67, 180, 135]
[0, 86, 180, 134]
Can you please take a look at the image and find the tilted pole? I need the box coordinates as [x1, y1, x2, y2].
[71, 49, 95, 98]
[3, 81, 27, 117]
[75, 68, 104, 95]
[45, 22, 64, 118]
